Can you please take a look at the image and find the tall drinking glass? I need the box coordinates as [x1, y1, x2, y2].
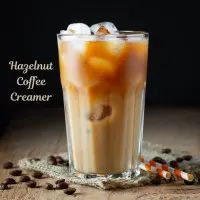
[57, 31, 148, 178]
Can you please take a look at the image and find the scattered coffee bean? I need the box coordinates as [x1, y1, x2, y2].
[32, 171, 43, 179]
[65, 160, 69, 167]
[0, 183, 8, 190]
[19, 175, 31, 182]
[47, 156, 57, 165]
[9, 169, 22, 176]
[56, 182, 69, 189]
[43, 183, 53, 190]
[182, 155, 193, 161]
[2, 162, 13, 169]
[4, 178, 16, 185]
[55, 179, 65, 184]
[150, 175, 161, 185]
[184, 179, 195, 185]
[161, 148, 171, 154]
[31, 158, 41, 162]
[169, 160, 179, 168]
[152, 156, 162, 163]
[64, 187, 76, 195]
[152, 157, 167, 164]
[48, 155, 55, 159]
[26, 180, 37, 188]
[176, 157, 184, 163]
[56, 156, 65, 164]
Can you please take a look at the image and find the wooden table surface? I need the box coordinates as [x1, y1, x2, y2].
[0, 107, 200, 200]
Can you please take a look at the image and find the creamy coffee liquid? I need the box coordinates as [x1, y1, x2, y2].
[58, 37, 148, 174]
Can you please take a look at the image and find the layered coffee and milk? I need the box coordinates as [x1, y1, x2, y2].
[57, 22, 148, 175]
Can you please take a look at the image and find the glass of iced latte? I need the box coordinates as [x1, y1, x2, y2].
[57, 22, 148, 178]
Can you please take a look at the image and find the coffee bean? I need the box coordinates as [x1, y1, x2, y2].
[9, 169, 22, 176]
[169, 160, 179, 168]
[4, 178, 16, 185]
[64, 187, 76, 195]
[43, 183, 53, 190]
[184, 179, 195, 185]
[47, 155, 55, 160]
[56, 182, 69, 189]
[152, 156, 162, 163]
[176, 157, 184, 163]
[47, 156, 57, 165]
[31, 158, 41, 162]
[150, 175, 161, 185]
[19, 175, 31, 182]
[0, 183, 8, 190]
[55, 179, 65, 184]
[161, 160, 167, 164]
[161, 148, 171, 154]
[32, 171, 43, 179]
[152, 157, 167, 164]
[2, 162, 13, 169]
[65, 160, 69, 167]
[182, 155, 193, 161]
[26, 180, 37, 188]
[56, 156, 65, 164]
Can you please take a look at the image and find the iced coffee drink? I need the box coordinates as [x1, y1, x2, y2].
[57, 22, 148, 177]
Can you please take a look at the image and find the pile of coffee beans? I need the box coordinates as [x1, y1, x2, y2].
[47, 155, 69, 166]
[150, 148, 198, 185]
[0, 156, 76, 195]
[160, 148, 193, 167]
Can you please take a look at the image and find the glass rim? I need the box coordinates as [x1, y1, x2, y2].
[57, 30, 149, 39]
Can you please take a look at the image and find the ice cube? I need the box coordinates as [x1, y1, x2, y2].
[66, 23, 91, 34]
[60, 30, 68, 34]
[90, 22, 118, 35]
[106, 40, 126, 55]
[88, 105, 112, 121]
[87, 57, 116, 77]
[69, 40, 86, 53]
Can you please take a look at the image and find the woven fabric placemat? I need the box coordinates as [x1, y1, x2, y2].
[18, 141, 200, 190]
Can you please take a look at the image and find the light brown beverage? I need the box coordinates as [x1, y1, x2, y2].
[57, 32, 148, 176]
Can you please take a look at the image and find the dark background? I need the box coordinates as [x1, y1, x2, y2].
[1, 1, 200, 128]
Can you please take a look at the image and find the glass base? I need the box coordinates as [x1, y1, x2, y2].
[69, 168, 141, 180]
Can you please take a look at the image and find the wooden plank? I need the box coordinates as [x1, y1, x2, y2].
[0, 107, 200, 200]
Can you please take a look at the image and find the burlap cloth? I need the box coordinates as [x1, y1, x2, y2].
[18, 141, 200, 190]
